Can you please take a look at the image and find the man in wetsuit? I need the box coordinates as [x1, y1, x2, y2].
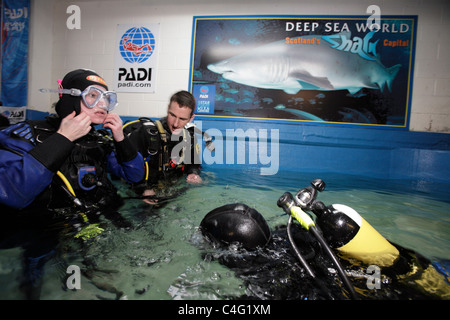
[124, 90, 202, 204]
[0, 69, 145, 298]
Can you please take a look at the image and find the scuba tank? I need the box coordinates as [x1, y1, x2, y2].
[285, 179, 450, 299]
[294, 179, 399, 267]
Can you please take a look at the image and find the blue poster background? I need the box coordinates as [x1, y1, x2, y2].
[189, 16, 417, 128]
[1, 0, 29, 107]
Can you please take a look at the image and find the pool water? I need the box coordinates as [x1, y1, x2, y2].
[0, 167, 449, 300]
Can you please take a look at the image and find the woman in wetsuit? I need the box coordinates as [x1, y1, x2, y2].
[0, 69, 145, 298]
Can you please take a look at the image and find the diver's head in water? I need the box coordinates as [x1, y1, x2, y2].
[200, 203, 271, 250]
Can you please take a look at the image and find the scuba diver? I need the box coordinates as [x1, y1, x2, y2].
[0, 69, 145, 299]
[123, 90, 210, 205]
[200, 179, 450, 300]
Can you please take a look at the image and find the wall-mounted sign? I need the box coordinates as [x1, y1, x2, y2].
[114, 23, 160, 93]
[1, 0, 30, 107]
[189, 15, 417, 128]
[0, 106, 26, 124]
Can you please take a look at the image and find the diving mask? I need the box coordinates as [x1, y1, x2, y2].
[40, 86, 118, 112]
[77, 86, 118, 112]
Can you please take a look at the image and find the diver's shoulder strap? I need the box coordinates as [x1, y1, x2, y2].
[152, 119, 185, 173]
[154, 120, 169, 171]
[122, 118, 169, 178]
[123, 117, 150, 135]
[154, 120, 166, 143]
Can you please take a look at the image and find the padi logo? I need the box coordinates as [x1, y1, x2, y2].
[8, 110, 24, 118]
[199, 86, 209, 98]
[1, 108, 26, 123]
[322, 30, 379, 61]
[118, 68, 152, 82]
[119, 27, 156, 64]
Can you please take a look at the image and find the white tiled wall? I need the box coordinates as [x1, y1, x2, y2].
[28, 0, 450, 133]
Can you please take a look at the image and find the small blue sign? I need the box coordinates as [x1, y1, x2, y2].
[193, 84, 215, 114]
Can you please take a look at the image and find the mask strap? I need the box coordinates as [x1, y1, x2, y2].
[39, 88, 82, 96]
[57, 79, 63, 97]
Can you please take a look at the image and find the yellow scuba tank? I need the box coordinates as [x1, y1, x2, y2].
[295, 179, 399, 267]
[315, 203, 399, 267]
[291, 179, 450, 298]
[322, 203, 450, 298]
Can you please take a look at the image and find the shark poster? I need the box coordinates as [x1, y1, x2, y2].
[189, 15, 417, 128]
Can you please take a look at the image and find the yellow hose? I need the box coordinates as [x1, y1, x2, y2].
[57, 171, 76, 197]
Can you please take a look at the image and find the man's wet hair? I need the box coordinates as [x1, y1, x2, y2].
[169, 91, 196, 115]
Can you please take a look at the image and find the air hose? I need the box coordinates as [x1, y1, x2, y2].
[287, 215, 316, 278]
[308, 224, 358, 300]
[278, 192, 358, 300]
[56, 171, 104, 240]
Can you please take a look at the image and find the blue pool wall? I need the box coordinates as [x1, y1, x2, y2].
[26, 109, 450, 184]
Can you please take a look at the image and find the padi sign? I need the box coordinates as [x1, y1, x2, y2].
[114, 24, 160, 93]
[193, 85, 215, 114]
[0, 106, 26, 124]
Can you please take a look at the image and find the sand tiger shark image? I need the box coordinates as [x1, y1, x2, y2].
[207, 33, 401, 95]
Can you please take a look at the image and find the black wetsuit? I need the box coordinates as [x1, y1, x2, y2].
[199, 204, 448, 300]
[0, 115, 144, 299]
[125, 117, 201, 193]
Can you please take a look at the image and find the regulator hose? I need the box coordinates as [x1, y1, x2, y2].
[309, 226, 359, 300]
[278, 191, 358, 299]
[287, 216, 316, 279]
